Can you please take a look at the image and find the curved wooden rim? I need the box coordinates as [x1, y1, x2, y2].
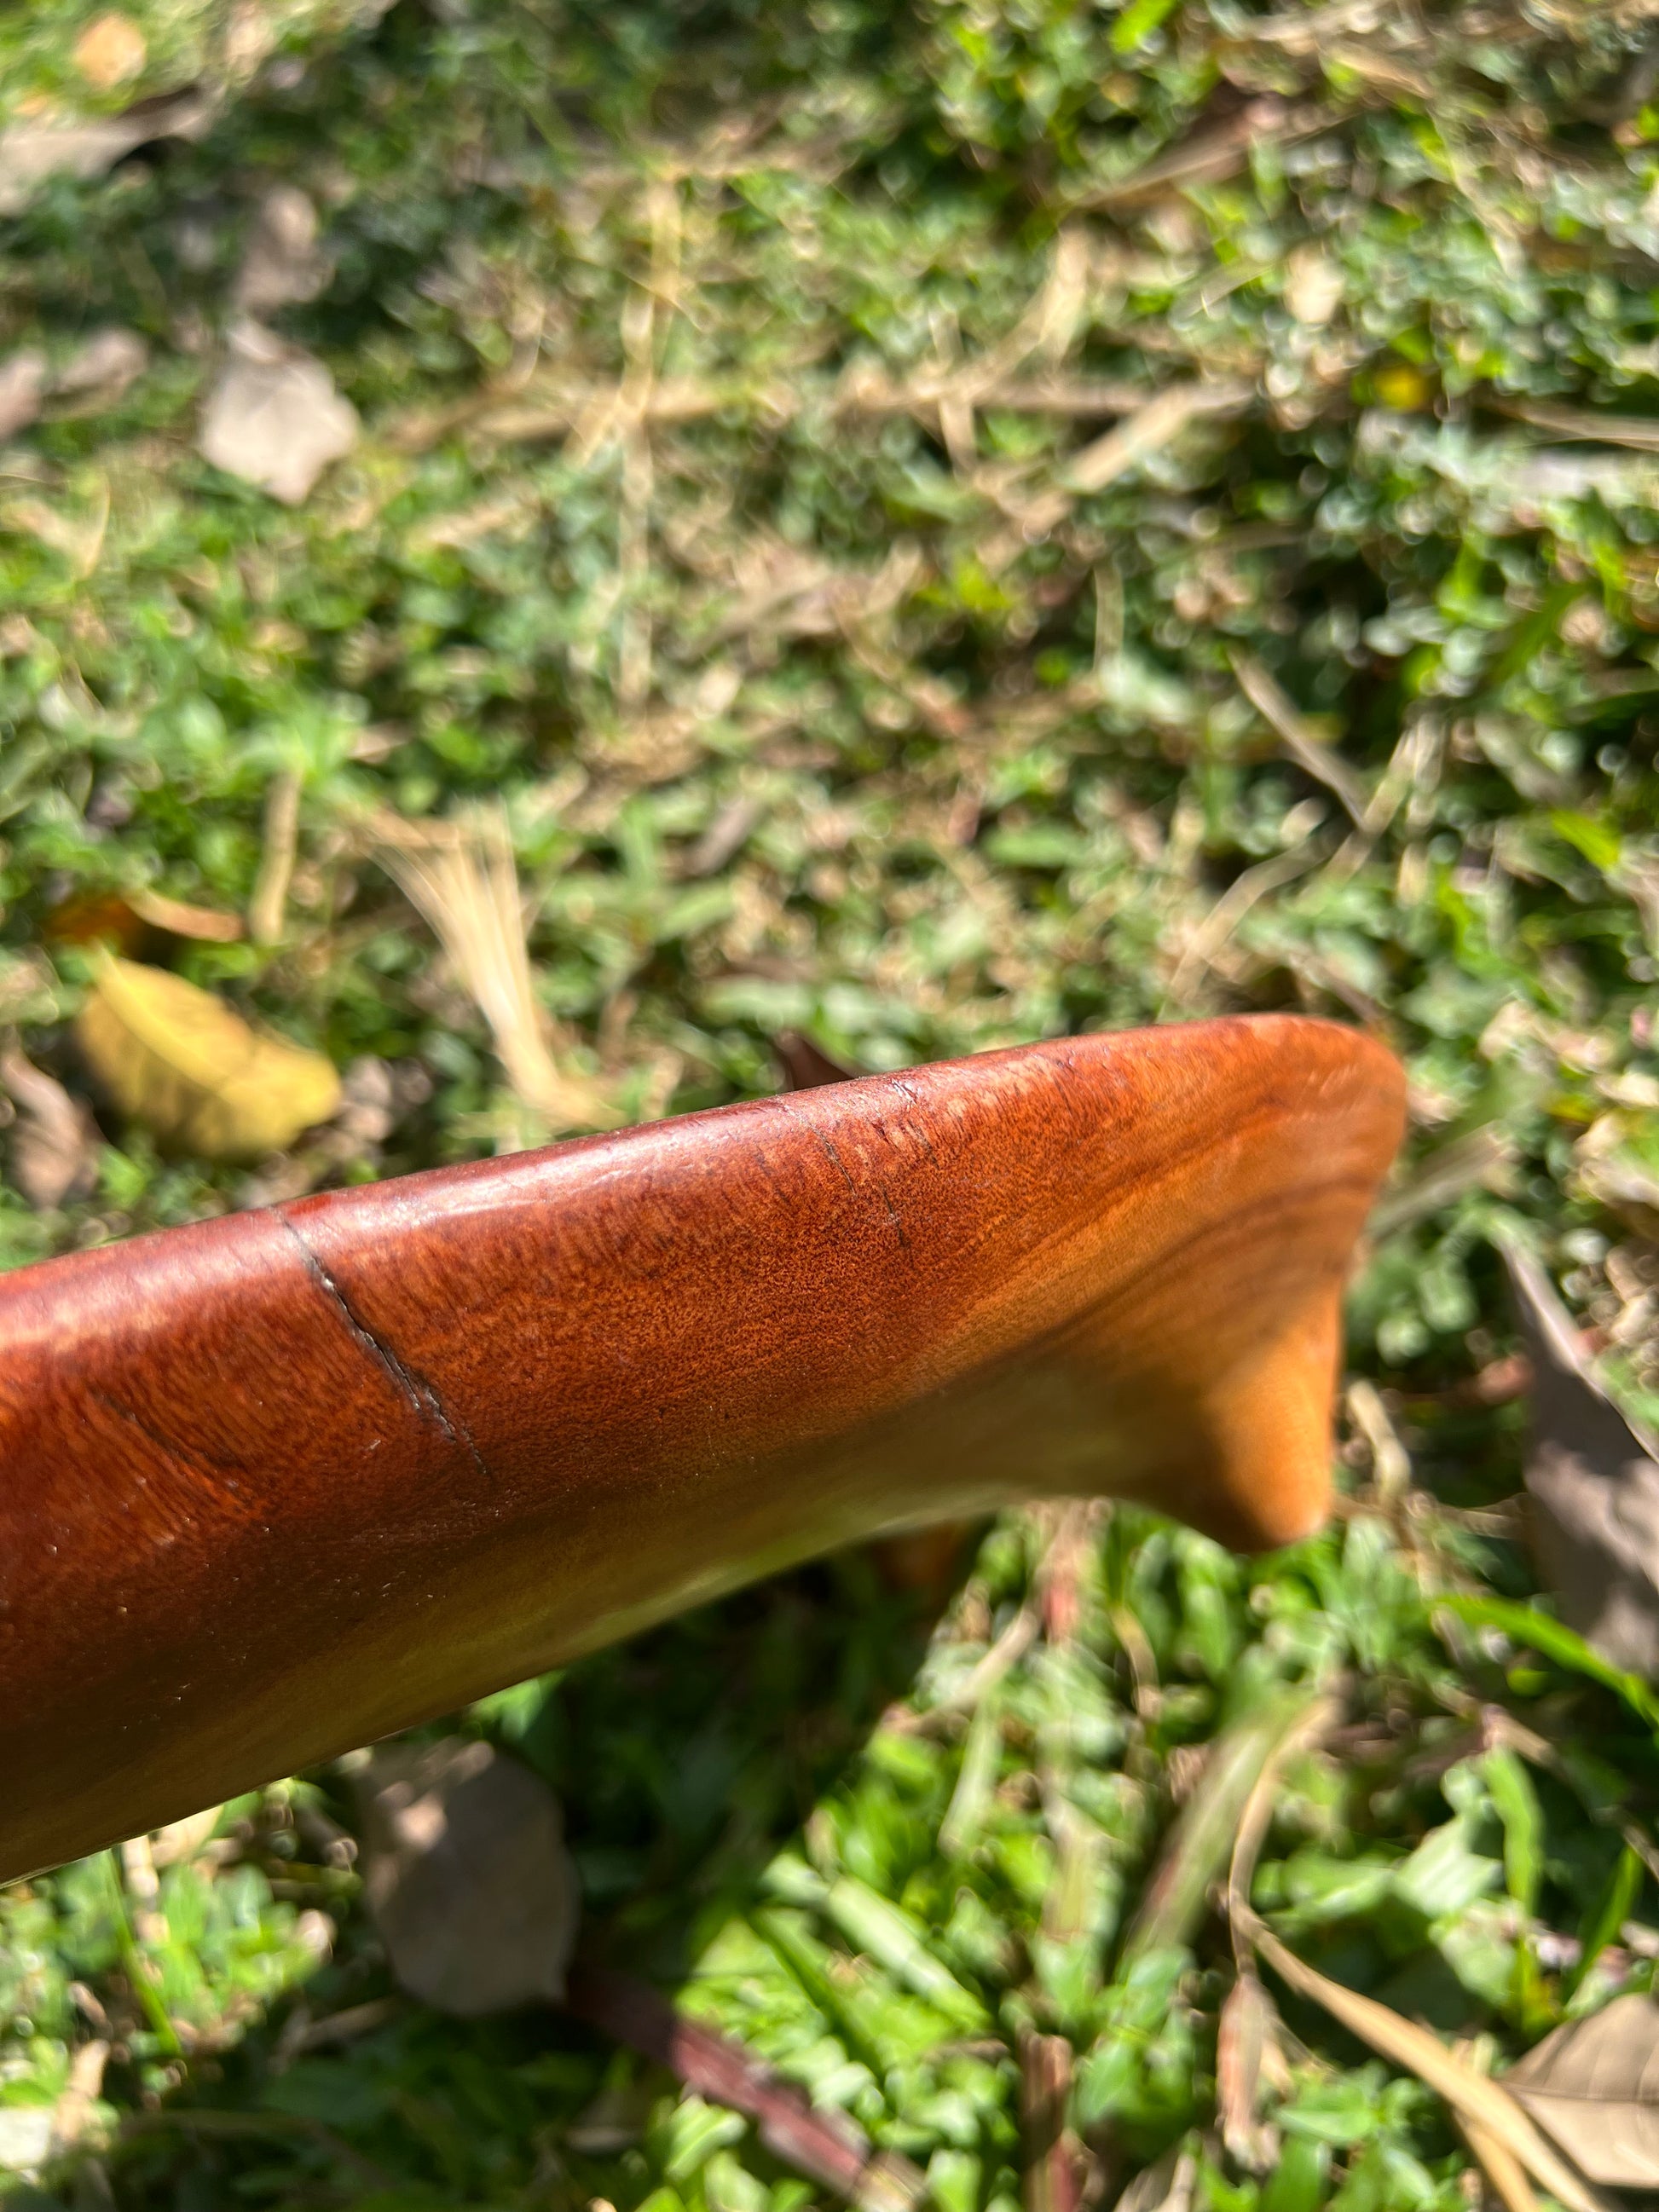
[0, 1013, 1404, 1880]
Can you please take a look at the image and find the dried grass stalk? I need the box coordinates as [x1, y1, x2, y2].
[1238, 1910, 1611, 2212]
[367, 806, 614, 1133]
[250, 770, 302, 947]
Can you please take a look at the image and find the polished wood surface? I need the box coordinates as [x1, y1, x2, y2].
[0, 1014, 1403, 1882]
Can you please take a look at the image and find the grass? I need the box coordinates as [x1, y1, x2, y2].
[5, 0, 1659, 2206]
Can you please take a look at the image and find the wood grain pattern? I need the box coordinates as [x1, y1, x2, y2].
[0, 1014, 1404, 1882]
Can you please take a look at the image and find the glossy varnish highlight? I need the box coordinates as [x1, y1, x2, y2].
[0, 1014, 1405, 1881]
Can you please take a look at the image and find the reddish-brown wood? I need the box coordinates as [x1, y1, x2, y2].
[0, 1014, 1403, 1883]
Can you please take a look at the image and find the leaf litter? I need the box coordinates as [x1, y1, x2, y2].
[0, 1037, 101, 1210]
[1502, 1238, 1659, 1676]
[75, 954, 342, 1158]
[1506, 1990, 1659, 2189]
[196, 321, 358, 505]
[354, 1740, 580, 2017]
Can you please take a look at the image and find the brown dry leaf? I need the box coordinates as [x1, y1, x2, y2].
[51, 326, 147, 410]
[0, 1039, 101, 1210]
[1502, 1239, 1659, 1674]
[72, 14, 148, 91]
[355, 1740, 579, 2016]
[0, 88, 214, 217]
[367, 806, 616, 1133]
[0, 350, 46, 440]
[75, 954, 341, 1158]
[1506, 1990, 1659, 2187]
[1239, 1910, 1611, 2212]
[199, 321, 358, 505]
[234, 185, 332, 315]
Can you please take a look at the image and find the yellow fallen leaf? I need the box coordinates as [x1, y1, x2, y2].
[76, 956, 340, 1158]
[1373, 359, 1434, 413]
